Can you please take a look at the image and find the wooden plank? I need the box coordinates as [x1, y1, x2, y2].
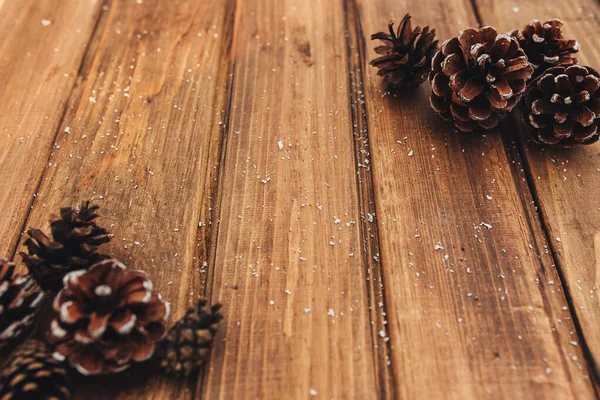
[0, 0, 103, 256]
[353, 0, 597, 397]
[202, 0, 388, 398]
[17, 0, 235, 398]
[475, 0, 600, 380]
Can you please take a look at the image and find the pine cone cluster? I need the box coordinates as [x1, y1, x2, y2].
[21, 202, 111, 292]
[0, 339, 71, 400]
[48, 259, 169, 375]
[429, 27, 534, 132]
[160, 299, 222, 377]
[511, 19, 579, 76]
[521, 64, 600, 147]
[0, 258, 44, 347]
[370, 14, 438, 91]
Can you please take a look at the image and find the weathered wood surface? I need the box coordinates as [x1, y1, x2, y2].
[0, 0, 598, 398]
[476, 0, 600, 381]
[0, 0, 102, 256]
[202, 0, 390, 398]
[354, 0, 596, 398]
[13, 0, 235, 398]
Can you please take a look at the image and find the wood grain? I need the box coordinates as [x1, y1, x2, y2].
[201, 0, 389, 398]
[353, 0, 597, 397]
[475, 0, 600, 381]
[15, 0, 235, 398]
[0, 0, 102, 256]
[1, 0, 598, 398]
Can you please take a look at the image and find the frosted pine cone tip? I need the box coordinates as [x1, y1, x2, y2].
[430, 27, 534, 133]
[511, 19, 579, 76]
[48, 259, 169, 375]
[521, 64, 600, 148]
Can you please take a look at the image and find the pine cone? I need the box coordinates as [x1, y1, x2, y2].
[47, 259, 169, 375]
[430, 27, 535, 132]
[0, 339, 71, 400]
[370, 14, 438, 91]
[21, 201, 111, 292]
[159, 299, 222, 377]
[0, 258, 44, 348]
[511, 19, 579, 76]
[521, 64, 600, 148]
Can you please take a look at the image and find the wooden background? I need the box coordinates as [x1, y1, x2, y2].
[0, 0, 599, 398]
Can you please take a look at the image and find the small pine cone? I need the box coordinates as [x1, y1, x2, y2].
[21, 201, 111, 292]
[47, 259, 169, 375]
[0, 258, 44, 348]
[160, 299, 222, 377]
[0, 339, 71, 400]
[521, 64, 600, 148]
[511, 19, 579, 76]
[430, 27, 535, 132]
[370, 14, 438, 91]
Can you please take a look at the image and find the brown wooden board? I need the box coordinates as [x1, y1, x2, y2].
[15, 0, 235, 398]
[0, 0, 102, 256]
[1, 0, 599, 398]
[201, 0, 390, 398]
[352, 0, 597, 397]
[475, 0, 600, 382]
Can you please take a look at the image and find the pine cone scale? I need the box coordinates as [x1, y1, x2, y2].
[0, 259, 43, 347]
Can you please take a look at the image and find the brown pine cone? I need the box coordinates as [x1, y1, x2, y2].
[430, 27, 535, 132]
[0, 339, 71, 400]
[370, 14, 438, 91]
[159, 299, 222, 377]
[47, 259, 169, 375]
[521, 64, 600, 148]
[511, 19, 579, 76]
[21, 201, 111, 292]
[0, 258, 44, 348]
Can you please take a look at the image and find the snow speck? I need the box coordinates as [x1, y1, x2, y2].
[41, 19, 52, 26]
[309, 388, 318, 396]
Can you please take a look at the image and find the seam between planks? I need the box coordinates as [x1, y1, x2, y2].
[199, 0, 239, 397]
[500, 121, 600, 394]
[469, 0, 600, 387]
[7, 1, 108, 261]
[506, 120, 600, 388]
[343, 0, 397, 397]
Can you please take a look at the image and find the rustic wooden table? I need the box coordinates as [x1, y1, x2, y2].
[1, 0, 599, 398]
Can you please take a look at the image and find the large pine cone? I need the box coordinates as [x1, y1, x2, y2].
[0, 258, 44, 348]
[430, 27, 535, 132]
[47, 259, 169, 375]
[370, 14, 438, 91]
[521, 64, 600, 148]
[0, 339, 71, 400]
[511, 19, 579, 76]
[160, 299, 222, 377]
[21, 202, 111, 292]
